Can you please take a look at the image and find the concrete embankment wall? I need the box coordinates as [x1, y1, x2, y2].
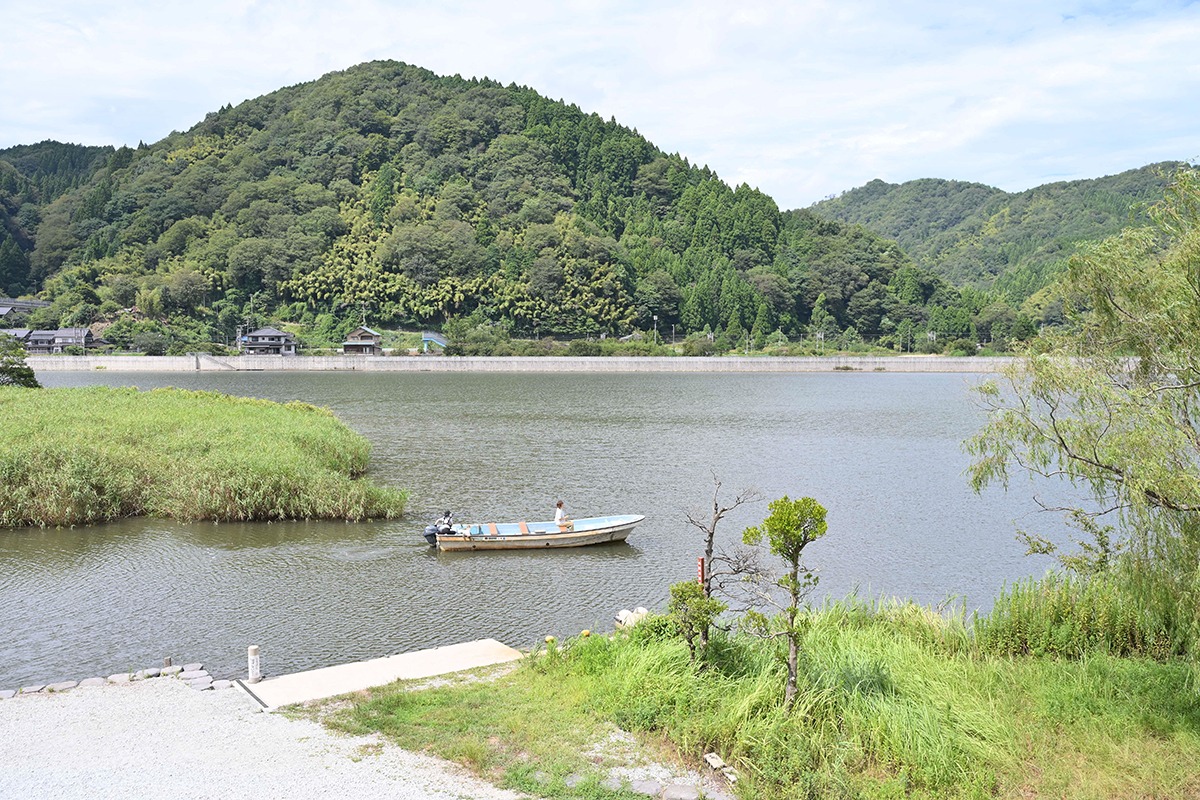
[28, 355, 1016, 373]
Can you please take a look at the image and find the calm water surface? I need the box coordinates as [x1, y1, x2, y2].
[0, 371, 1059, 686]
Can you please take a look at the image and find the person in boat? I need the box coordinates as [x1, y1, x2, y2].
[554, 500, 573, 530]
[435, 510, 454, 534]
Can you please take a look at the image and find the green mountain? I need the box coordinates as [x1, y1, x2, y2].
[0, 141, 113, 296]
[812, 164, 1182, 298]
[6, 60, 1005, 351]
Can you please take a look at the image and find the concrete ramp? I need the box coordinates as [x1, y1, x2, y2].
[236, 638, 523, 711]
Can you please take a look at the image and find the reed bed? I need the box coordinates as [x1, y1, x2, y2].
[0, 385, 408, 526]
[976, 569, 1198, 660]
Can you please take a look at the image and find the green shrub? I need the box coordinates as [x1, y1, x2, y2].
[944, 338, 977, 356]
[565, 338, 601, 356]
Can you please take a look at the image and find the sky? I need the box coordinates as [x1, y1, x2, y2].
[3, 0, 1198, 209]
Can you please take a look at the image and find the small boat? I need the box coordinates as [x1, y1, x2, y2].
[424, 514, 644, 551]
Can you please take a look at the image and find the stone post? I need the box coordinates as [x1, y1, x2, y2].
[247, 645, 261, 683]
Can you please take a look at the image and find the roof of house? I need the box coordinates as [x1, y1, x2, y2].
[0, 297, 50, 308]
[245, 327, 292, 338]
[27, 327, 91, 335]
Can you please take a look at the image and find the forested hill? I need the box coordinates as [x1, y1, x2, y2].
[0, 141, 113, 293]
[5, 60, 1004, 351]
[0, 141, 113, 202]
[812, 163, 1182, 298]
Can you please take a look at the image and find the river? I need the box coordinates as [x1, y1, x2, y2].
[0, 370, 1059, 687]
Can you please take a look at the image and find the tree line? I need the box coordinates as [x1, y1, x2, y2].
[0, 60, 1099, 355]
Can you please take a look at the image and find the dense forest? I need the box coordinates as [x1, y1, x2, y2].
[811, 164, 1181, 300]
[0, 141, 113, 298]
[1, 60, 1160, 354]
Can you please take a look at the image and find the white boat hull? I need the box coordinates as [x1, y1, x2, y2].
[433, 514, 644, 551]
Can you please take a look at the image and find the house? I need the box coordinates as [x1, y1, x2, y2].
[1, 329, 31, 344]
[342, 326, 382, 356]
[24, 327, 95, 354]
[0, 298, 51, 320]
[240, 327, 297, 355]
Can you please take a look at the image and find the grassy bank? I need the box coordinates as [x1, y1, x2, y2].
[321, 598, 1200, 800]
[0, 385, 408, 527]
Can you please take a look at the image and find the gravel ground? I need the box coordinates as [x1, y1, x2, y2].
[0, 679, 525, 800]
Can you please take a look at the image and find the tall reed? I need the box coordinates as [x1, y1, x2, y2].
[0, 386, 407, 526]
[976, 568, 1196, 660]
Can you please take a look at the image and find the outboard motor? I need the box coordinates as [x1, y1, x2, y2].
[424, 511, 454, 545]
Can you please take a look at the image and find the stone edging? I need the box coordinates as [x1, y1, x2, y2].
[27, 354, 1016, 373]
[0, 662, 232, 699]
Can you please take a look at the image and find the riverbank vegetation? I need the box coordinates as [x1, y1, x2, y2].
[319, 495, 1200, 798]
[0, 385, 407, 527]
[323, 597, 1200, 799]
[0, 334, 39, 387]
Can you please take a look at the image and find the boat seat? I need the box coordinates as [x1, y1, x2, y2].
[518, 521, 530, 535]
[487, 522, 499, 536]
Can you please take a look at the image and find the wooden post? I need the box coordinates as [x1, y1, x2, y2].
[698, 556, 705, 585]
[248, 645, 261, 684]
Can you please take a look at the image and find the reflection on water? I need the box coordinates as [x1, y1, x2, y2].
[0, 370, 1063, 686]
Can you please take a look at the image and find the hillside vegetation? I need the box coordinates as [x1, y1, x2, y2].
[3, 60, 1027, 353]
[0, 141, 113, 296]
[319, 170, 1200, 800]
[812, 164, 1181, 299]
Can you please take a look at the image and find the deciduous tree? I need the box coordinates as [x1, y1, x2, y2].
[968, 168, 1200, 574]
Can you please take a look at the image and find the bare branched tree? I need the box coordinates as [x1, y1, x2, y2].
[683, 474, 765, 622]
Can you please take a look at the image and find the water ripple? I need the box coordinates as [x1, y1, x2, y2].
[1, 371, 1069, 686]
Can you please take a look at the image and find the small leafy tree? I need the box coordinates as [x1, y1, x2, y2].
[0, 334, 40, 388]
[668, 580, 727, 664]
[742, 495, 828, 711]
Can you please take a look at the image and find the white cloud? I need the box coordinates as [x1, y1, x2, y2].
[1, 0, 1197, 206]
